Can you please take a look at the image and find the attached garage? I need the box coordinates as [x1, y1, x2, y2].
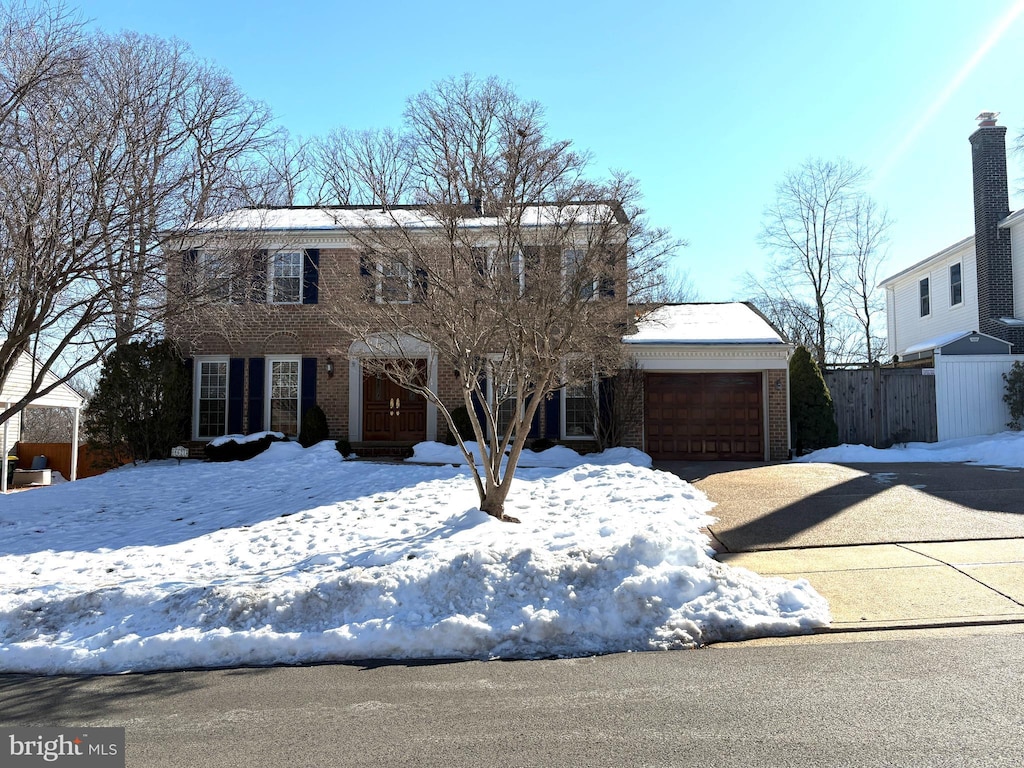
[645, 372, 764, 460]
[625, 303, 792, 462]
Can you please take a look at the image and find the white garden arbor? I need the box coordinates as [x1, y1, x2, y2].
[1, 352, 84, 492]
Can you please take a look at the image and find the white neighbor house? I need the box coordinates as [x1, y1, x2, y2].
[0, 352, 85, 492]
[879, 113, 1024, 440]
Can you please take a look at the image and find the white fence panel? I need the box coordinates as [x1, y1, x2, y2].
[935, 353, 1024, 440]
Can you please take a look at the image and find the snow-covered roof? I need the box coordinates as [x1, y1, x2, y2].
[624, 303, 787, 345]
[190, 203, 625, 233]
[902, 329, 1010, 355]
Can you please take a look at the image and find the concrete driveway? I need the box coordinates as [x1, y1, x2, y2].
[655, 460, 1024, 631]
[656, 460, 1024, 552]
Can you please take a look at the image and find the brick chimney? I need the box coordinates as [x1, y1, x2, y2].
[969, 112, 1022, 349]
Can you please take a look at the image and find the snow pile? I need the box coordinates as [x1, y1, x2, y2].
[408, 441, 652, 469]
[0, 442, 828, 674]
[797, 430, 1024, 467]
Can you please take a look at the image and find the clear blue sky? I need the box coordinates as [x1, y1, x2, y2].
[74, 0, 1024, 301]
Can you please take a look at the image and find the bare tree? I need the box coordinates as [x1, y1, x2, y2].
[320, 75, 680, 520]
[310, 127, 413, 206]
[0, 5, 282, 431]
[757, 158, 890, 366]
[840, 197, 890, 362]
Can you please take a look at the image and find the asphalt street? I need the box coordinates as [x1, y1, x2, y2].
[2, 626, 1023, 767]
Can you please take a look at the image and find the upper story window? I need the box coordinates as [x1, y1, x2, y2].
[195, 358, 228, 440]
[270, 252, 303, 304]
[490, 248, 525, 296]
[200, 251, 247, 304]
[949, 263, 963, 306]
[563, 248, 598, 301]
[919, 278, 930, 317]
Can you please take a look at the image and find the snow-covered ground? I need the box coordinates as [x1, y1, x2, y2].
[0, 442, 829, 675]
[798, 430, 1024, 467]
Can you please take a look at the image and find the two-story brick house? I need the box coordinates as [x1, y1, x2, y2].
[169, 204, 793, 461]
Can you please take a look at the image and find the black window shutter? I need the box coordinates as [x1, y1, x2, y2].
[544, 389, 562, 439]
[359, 254, 374, 301]
[597, 377, 614, 428]
[228, 358, 245, 434]
[303, 249, 320, 304]
[248, 358, 266, 433]
[300, 357, 317, 420]
[599, 248, 617, 298]
[182, 250, 198, 297]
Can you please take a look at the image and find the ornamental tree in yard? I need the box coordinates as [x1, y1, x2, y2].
[789, 345, 839, 453]
[320, 75, 681, 521]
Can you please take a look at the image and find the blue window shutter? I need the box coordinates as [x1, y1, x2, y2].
[301, 357, 317, 420]
[472, 375, 488, 440]
[544, 390, 561, 439]
[303, 249, 319, 304]
[248, 358, 265, 432]
[597, 377, 614, 427]
[184, 358, 194, 437]
[228, 358, 245, 434]
[527, 393, 541, 438]
[252, 250, 268, 302]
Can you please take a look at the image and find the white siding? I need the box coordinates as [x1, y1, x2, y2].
[1012, 219, 1024, 319]
[1, 353, 83, 409]
[935, 353, 1024, 440]
[886, 241, 979, 356]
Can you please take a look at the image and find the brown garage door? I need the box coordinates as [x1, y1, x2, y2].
[645, 372, 764, 460]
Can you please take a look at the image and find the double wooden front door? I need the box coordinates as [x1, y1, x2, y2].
[362, 363, 427, 441]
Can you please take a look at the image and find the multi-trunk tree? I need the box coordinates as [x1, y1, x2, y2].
[317, 76, 680, 520]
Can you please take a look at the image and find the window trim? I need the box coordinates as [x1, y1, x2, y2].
[264, 355, 302, 438]
[199, 250, 246, 304]
[488, 247, 526, 295]
[269, 251, 303, 305]
[563, 248, 599, 302]
[193, 356, 230, 441]
[374, 255, 416, 304]
[919, 277, 931, 317]
[561, 375, 597, 441]
[949, 263, 963, 307]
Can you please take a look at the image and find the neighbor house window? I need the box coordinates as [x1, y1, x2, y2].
[267, 358, 300, 436]
[270, 251, 302, 304]
[919, 278, 930, 317]
[562, 382, 596, 439]
[195, 358, 229, 439]
[563, 249, 597, 301]
[949, 263, 963, 306]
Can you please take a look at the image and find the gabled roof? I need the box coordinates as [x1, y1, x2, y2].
[878, 234, 975, 288]
[624, 303, 788, 345]
[1, 352, 84, 409]
[903, 329, 1011, 356]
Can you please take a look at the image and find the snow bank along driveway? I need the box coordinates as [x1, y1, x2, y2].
[0, 442, 829, 674]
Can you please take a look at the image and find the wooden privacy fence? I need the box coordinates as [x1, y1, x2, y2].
[12, 442, 121, 480]
[824, 366, 937, 448]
